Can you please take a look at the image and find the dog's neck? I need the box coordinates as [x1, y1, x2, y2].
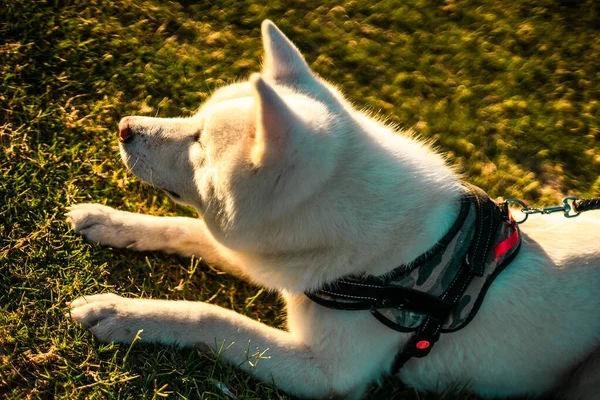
[338, 115, 465, 278]
[249, 114, 465, 293]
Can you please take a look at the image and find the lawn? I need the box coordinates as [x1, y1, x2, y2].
[1, 0, 599, 399]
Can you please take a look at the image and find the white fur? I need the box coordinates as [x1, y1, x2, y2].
[67, 20, 600, 399]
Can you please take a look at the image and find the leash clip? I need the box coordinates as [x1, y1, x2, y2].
[504, 197, 581, 224]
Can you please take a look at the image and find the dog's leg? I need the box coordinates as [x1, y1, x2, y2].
[69, 293, 343, 399]
[66, 204, 233, 268]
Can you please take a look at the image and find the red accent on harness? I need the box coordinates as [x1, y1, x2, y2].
[416, 340, 431, 350]
[494, 223, 519, 262]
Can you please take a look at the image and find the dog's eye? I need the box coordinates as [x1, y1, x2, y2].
[193, 132, 201, 142]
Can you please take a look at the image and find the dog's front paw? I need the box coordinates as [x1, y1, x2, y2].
[69, 293, 140, 343]
[66, 203, 137, 248]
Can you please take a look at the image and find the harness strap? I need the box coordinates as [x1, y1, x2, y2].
[389, 260, 474, 374]
[390, 317, 442, 374]
[305, 183, 522, 376]
[389, 185, 507, 373]
[464, 184, 504, 276]
[307, 282, 453, 320]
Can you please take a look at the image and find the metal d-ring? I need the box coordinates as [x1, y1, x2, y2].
[562, 196, 581, 218]
[504, 199, 529, 224]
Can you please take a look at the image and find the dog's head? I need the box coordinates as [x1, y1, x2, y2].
[118, 21, 351, 249]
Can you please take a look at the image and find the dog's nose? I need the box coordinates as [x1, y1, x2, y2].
[118, 117, 134, 143]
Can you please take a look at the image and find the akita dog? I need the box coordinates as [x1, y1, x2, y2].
[67, 20, 600, 399]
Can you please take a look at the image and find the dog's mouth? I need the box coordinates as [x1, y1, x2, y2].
[164, 189, 181, 199]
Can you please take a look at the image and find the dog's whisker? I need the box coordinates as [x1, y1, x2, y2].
[130, 156, 140, 171]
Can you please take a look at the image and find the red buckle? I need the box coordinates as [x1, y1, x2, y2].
[416, 340, 430, 350]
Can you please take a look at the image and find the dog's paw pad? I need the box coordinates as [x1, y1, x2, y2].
[66, 204, 132, 247]
[66, 203, 114, 231]
[70, 293, 121, 309]
[69, 294, 135, 342]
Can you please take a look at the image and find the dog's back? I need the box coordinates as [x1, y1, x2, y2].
[519, 211, 600, 264]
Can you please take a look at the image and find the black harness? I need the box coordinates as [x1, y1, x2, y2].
[306, 184, 522, 374]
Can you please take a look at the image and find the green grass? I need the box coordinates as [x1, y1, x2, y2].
[1, 0, 599, 398]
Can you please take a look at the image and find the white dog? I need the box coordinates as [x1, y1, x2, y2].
[67, 21, 600, 399]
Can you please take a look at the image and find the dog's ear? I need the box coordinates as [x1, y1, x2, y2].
[250, 73, 300, 165]
[261, 20, 312, 82]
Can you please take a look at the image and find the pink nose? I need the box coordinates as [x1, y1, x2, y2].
[118, 117, 133, 143]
